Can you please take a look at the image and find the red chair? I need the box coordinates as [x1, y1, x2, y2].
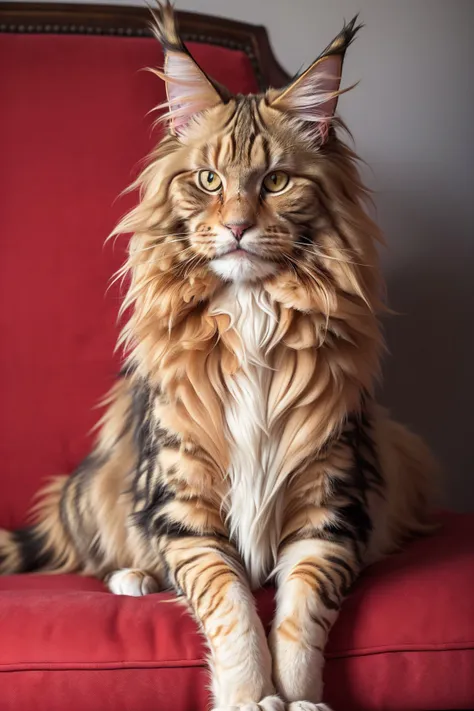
[1, 5, 472, 709]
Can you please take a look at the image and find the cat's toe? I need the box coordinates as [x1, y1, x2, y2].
[288, 703, 333, 711]
[257, 697, 286, 711]
[213, 696, 285, 711]
[107, 568, 159, 596]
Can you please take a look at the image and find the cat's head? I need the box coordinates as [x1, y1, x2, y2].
[119, 2, 381, 308]
[141, 3, 361, 284]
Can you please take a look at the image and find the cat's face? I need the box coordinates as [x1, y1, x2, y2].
[169, 97, 321, 282]
[136, 6, 363, 285]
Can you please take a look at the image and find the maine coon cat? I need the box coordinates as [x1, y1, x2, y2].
[0, 4, 436, 709]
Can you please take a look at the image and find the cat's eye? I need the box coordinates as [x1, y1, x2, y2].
[262, 171, 290, 194]
[198, 170, 223, 193]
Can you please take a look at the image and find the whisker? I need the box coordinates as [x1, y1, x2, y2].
[283, 253, 333, 316]
[184, 254, 206, 279]
[257, 232, 372, 267]
[293, 239, 355, 255]
[136, 250, 197, 270]
[130, 234, 220, 255]
[111, 230, 192, 245]
[172, 253, 205, 280]
[281, 254, 299, 280]
[130, 237, 192, 252]
[294, 241, 374, 268]
[287, 256, 332, 347]
[141, 230, 192, 238]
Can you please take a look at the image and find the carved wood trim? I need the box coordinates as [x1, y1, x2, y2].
[0, 2, 290, 90]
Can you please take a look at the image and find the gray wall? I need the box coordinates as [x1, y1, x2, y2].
[19, 0, 474, 509]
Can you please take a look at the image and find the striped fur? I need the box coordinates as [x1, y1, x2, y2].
[0, 4, 437, 710]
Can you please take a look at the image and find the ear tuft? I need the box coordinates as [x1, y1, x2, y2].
[269, 15, 362, 144]
[150, 2, 228, 135]
[320, 14, 362, 59]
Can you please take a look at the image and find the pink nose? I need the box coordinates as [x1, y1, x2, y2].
[224, 222, 253, 241]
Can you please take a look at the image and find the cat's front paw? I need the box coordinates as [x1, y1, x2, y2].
[213, 695, 285, 711]
[106, 568, 159, 596]
[288, 703, 333, 711]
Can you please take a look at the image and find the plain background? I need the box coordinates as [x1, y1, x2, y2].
[12, 0, 474, 509]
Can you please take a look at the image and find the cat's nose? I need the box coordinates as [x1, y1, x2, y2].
[224, 221, 254, 242]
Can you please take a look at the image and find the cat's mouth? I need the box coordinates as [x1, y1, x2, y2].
[210, 245, 278, 281]
[218, 245, 270, 262]
[221, 247, 253, 259]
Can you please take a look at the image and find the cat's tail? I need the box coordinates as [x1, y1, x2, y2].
[0, 476, 79, 575]
[382, 416, 441, 543]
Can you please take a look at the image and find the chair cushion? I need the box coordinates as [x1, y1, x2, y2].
[0, 32, 259, 529]
[0, 512, 472, 711]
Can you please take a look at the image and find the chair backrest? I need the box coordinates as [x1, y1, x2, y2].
[0, 3, 288, 528]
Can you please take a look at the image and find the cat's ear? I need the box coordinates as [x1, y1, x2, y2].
[151, 2, 229, 135]
[269, 16, 361, 143]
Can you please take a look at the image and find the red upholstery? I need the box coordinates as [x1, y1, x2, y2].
[0, 33, 258, 530]
[0, 513, 473, 711]
[1, 29, 473, 711]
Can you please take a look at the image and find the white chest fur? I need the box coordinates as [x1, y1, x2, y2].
[210, 285, 284, 588]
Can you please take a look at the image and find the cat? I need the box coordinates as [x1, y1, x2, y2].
[0, 4, 437, 710]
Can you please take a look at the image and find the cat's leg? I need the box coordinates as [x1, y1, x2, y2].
[269, 538, 358, 710]
[164, 536, 283, 711]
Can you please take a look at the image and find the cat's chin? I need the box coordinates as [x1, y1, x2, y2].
[209, 251, 278, 283]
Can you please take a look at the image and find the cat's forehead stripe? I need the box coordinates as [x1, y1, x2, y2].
[206, 97, 271, 172]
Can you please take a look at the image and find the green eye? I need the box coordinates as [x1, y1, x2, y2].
[198, 170, 222, 193]
[263, 171, 290, 193]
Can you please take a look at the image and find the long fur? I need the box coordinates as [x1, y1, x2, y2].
[1, 5, 437, 710]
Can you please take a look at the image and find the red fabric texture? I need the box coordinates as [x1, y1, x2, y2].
[1, 31, 472, 711]
[0, 512, 473, 710]
[0, 34, 258, 529]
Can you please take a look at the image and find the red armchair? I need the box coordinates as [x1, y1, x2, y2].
[1, 5, 473, 709]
